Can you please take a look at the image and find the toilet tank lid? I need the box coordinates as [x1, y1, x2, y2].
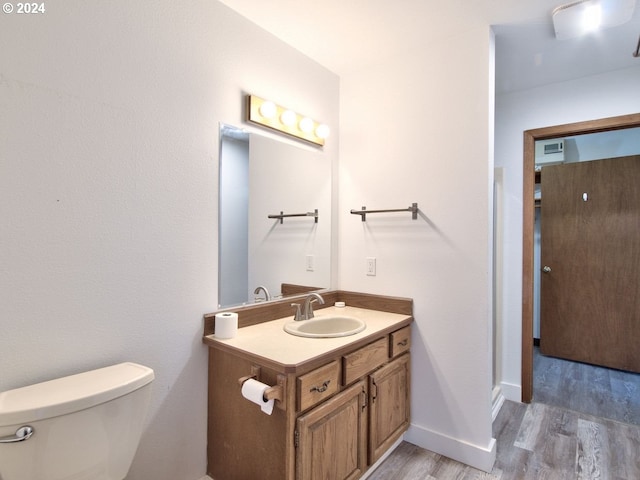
[0, 362, 154, 427]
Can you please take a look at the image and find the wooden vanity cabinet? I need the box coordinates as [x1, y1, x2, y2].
[296, 381, 368, 480]
[295, 353, 411, 480]
[206, 323, 411, 480]
[297, 360, 341, 411]
[368, 353, 410, 463]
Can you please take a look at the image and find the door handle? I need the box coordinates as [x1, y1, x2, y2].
[542, 266, 552, 273]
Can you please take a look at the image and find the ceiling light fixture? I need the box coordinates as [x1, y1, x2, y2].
[247, 94, 329, 146]
[552, 0, 637, 40]
[583, 4, 603, 30]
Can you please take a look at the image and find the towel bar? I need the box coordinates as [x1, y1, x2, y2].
[350, 203, 418, 221]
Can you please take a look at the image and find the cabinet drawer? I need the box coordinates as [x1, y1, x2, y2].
[390, 326, 411, 357]
[342, 337, 389, 386]
[297, 361, 340, 411]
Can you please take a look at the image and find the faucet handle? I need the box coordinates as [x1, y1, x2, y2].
[291, 303, 302, 321]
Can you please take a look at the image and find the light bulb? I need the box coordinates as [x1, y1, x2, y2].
[299, 117, 314, 133]
[280, 110, 297, 126]
[259, 101, 277, 119]
[583, 4, 601, 32]
[315, 124, 330, 139]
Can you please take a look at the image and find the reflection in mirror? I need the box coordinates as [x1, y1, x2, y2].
[218, 124, 331, 309]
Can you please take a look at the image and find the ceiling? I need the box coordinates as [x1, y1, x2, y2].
[218, 0, 640, 94]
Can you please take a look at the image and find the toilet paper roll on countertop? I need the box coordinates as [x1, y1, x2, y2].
[241, 378, 275, 415]
[215, 312, 238, 339]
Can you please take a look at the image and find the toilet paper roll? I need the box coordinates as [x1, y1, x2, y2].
[215, 312, 238, 339]
[241, 378, 275, 415]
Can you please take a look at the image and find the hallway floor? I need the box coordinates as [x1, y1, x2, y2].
[533, 346, 640, 425]
[367, 400, 640, 479]
[367, 351, 640, 479]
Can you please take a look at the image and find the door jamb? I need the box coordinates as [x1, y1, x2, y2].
[521, 113, 640, 403]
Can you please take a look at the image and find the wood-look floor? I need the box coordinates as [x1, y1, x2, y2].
[368, 351, 640, 479]
[533, 347, 640, 426]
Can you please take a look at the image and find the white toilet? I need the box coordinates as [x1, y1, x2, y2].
[0, 362, 154, 480]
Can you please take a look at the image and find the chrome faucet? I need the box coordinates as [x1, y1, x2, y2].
[253, 285, 271, 302]
[291, 292, 325, 321]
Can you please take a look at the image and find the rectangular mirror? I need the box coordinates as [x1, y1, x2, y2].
[218, 124, 332, 308]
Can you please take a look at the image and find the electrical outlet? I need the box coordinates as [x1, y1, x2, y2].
[306, 254, 315, 271]
[366, 257, 376, 276]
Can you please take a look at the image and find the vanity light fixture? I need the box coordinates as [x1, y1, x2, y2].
[299, 117, 314, 133]
[280, 109, 297, 127]
[315, 124, 330, 139]
[247, 94, 329, 146]
[552, 0, 637, 40]
[259, 100, 277, 119]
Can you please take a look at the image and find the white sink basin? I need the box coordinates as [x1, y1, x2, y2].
[283, 315, 366, 338]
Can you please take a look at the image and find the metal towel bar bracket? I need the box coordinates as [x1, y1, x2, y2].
[350, 203, 418, 221]
[268, 209, 318, 224]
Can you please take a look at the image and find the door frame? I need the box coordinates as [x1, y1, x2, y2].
[521, 112, 640, 403]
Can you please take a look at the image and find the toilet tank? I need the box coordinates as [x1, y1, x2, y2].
[0, 362, 154, 480]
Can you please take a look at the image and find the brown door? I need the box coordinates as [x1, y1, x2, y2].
[540, 156, 640, 373]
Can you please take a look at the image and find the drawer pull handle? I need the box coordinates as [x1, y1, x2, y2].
[397, 339, 408, 346]
[310, 380, 331, 393]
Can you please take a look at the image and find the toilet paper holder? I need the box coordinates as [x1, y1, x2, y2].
[238, 365, 287, 410]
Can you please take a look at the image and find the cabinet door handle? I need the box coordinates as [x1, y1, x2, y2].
[310, 380, 331, 393]
[361, 388, 368, 411]
[397, 339, 408, 346]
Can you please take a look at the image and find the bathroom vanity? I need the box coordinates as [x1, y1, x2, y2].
[203, 291, 412, 480]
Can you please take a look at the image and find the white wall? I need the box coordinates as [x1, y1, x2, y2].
[338, 23, 497, 471]
[0, 2, 339, 479]
[559, 128, 640, 163]
[494, 66, 640, 402]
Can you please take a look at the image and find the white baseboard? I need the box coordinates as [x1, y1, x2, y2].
[404, 423, 496, 473]
[492, 386, 505, 421]
[500, 380, 521, 403]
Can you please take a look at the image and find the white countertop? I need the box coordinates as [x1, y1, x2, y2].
[205, 305, 412, 367]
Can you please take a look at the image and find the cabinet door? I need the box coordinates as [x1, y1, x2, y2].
[368, 353, 410, 463]
[296, 381, 367, 480]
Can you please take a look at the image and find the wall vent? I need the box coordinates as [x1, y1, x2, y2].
[535, 139, 564, 166]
